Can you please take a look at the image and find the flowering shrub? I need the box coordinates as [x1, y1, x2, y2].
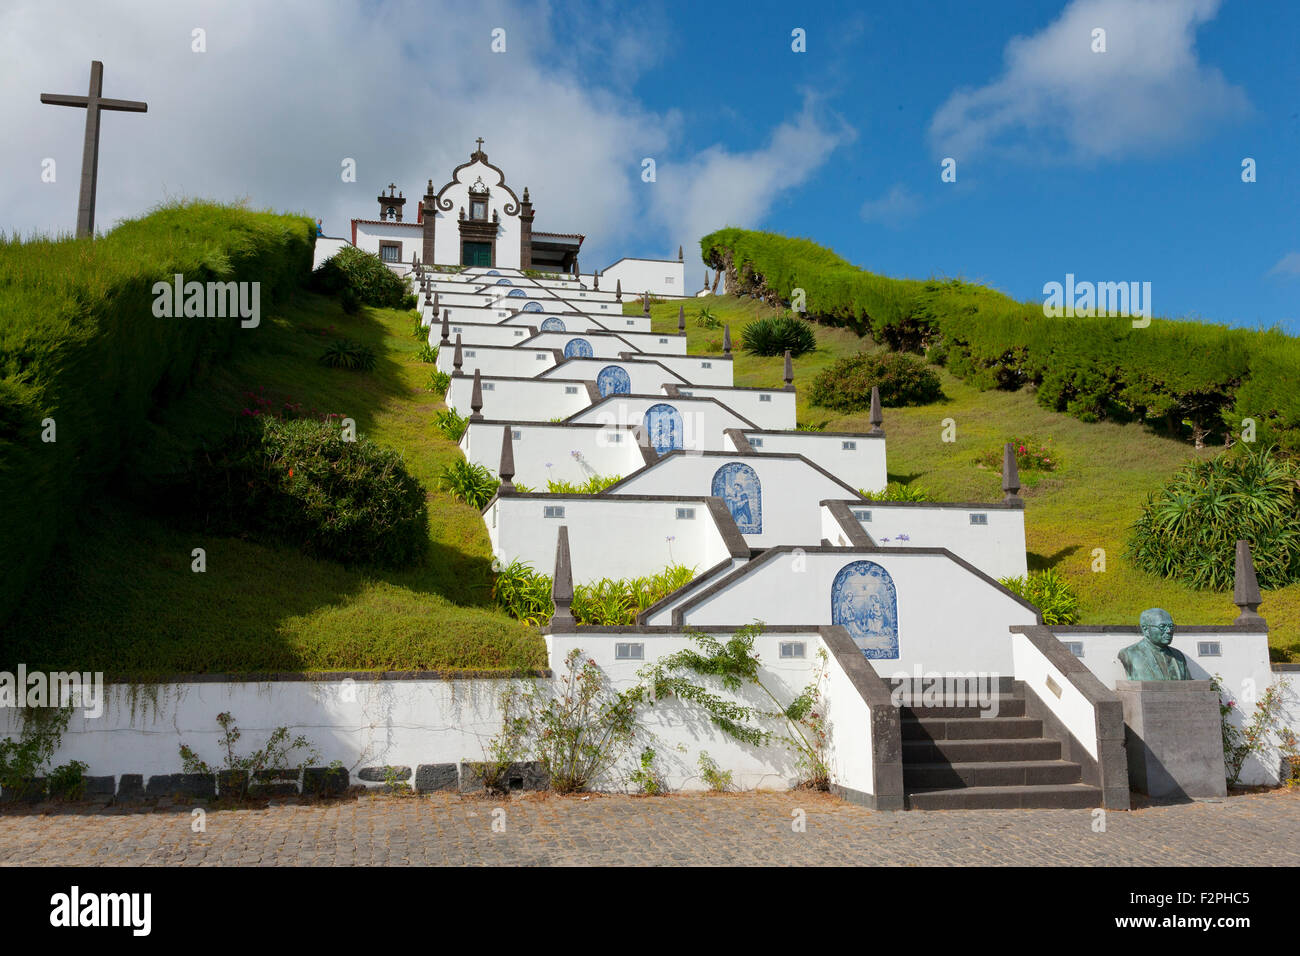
[975, 437, 1059, 472]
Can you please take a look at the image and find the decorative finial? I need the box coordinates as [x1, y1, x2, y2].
[593, 272, 599, 290]
[452, 333, 464, 377]
[869, 386, 883, 435]
[550, 527, 576, 629]
[642, 290, 650, 315]
[678, 245, 683, 261]
[723, 324, 731, 355]
[1002, 443, 1022, 502]
[615, 279, 622, 302]
[498, 426, 516, 495]
[470, 368, 484, 421]
[522, 186, 530, 203]
[783, 349, 793, 386]
[440, 308, 450, 346]
[1234, 539, 1264, 622]
[678, 304, 685, 332]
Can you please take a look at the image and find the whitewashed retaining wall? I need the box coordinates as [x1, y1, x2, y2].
[462, 422, 646, 486]
[597, 257, 687, 298]
[733, 430, 888, 495]
[673, 387, 795, 430]
[634, 353, 733, 387]
[522, 331, 641, 358]
[435, 321, 535, 348]
[541, 359, 688, 392]
[570, 397, 755, 446]
[486, 498, 737, 581]
[446, 377, 594, 422]
[437, 345, 559, 378]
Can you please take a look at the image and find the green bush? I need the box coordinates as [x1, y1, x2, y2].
[696, 308, 722, 330]
[311, 244, 412, 308]
[545, 474, 622, 493]
[434, 408, 468, 443]
[1127, 446, 1300, 591]
[975, 437, 1059, 472]
[191, 416, 428, 568]
[319, 338, 377, 371]
[0, 200, 314, 622]
[416, 342, 439, 363]
[493, 562, 695, 626]
[438, 458, 499, 509]
[492, 559, 555, 626]
[858, 482, 931, 502]
[427, 370, 452, 395]
[808, 350, 942, 411]
[998, 569, 1082, 625]
[739, 313, 817, 357]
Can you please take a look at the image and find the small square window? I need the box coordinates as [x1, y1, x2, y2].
[1198, 641, 1222, 657]
[779, 641, 806, 659]
[511, 429, 522, 440]
[609, 432, 622, 443]
[465, 350, 476, 357]
[1063, 641, 1084, 658]
[969, 513, 988, 525]
[759, 394, 772, 403]
[615, 643, 644, 661]
[536, 353, 548, 360]
[626, 319, 635, 325]
[842, 440, 857, 450]
[564, 386, 579, 394]
[483, 382, 495, 391]
[659, 338, 668, 344]
[749, 437, 763, 448]
[543, 505, 565, 518]
[665, 276, 674, 284]
[452, 326, 463, 333]
[676, 507, 695, 519]
[852, 509, 871, 522]
[514, 329, 525, 336]
[701, 361, 712, 369]
[679, 390, 692, 397]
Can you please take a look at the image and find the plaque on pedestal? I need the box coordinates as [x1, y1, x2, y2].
[1115, 680, 1227, 799]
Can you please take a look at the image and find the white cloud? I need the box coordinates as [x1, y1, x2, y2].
[644, 94, 856, 286]
[1268, 252, 1300, 278]
[0, 0, 846, 278]
[859, 184, 921, 226]
[928, 0, 1249, 162]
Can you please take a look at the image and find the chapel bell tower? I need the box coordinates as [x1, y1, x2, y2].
[377, 183, 406, 222]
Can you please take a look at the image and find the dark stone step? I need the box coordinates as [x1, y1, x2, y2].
[905, 783, 1103, 810]
[903, 759, 1083, 789]
[902, 737, 1061, 764]
[902, 716, 1042, 741]
[900, 697, 1025, 719]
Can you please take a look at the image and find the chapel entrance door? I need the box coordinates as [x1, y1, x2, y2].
[462, 241, 492, 267]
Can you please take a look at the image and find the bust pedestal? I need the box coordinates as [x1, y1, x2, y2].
[1115, 680, 1227, 799]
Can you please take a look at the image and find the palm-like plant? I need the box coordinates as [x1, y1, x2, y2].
[437, 458, 499, 509]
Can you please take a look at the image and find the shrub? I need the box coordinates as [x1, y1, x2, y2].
[493, 562, 695, 626]
[975, 437, 1059, 472]
[192, 416, 428, 567]
[433, 408, 468, 443]
[998, 569, 1082, 625]
[696, 308, 721, 330]
[1127, 446, 1300, 591]
[0, 201, 314, 622]
[416, 342, 439, 363]
[438, 458, 499, 509]
[319, 338, 377, 371]
[311, 244, 412, 308]
[427, 370, 452, 395]
[859, 482, 931, 502]
[545, 474, 622, 494]
[492, 559, 554, 625]
[808, 350, 942, 411]
[739, 313, 817, 357]
[179, 711, 318, 802]
[697, 751, 733, 792]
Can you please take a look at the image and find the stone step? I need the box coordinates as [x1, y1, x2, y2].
[899, 697, 1026, 719]
[903, 759, 1083, 789]
[905, 783, 1103, 811]
[902, 737, 1062, 764]
[901, 716, 1043, 741]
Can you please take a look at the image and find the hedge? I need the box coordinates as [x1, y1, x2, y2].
[0, 201, 316, 621]
[701, 228, 1300, 451]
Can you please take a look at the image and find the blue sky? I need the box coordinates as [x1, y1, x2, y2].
[3, 0, 1296, 330]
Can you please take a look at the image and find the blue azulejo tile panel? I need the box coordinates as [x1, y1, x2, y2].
[597, 365, 631, 397]
[643, 402, 683, 454]
[831, 560, 899, 659]
[711, 462, 761, 533]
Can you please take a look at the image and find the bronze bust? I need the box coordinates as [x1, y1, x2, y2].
[1118, 608, 1190, 681]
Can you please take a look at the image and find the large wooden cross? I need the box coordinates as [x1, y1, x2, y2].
[40, 60, 147, 239]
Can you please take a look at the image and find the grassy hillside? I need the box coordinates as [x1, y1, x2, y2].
[4, 290, 543, 677]
[650, 296, 1300, 661]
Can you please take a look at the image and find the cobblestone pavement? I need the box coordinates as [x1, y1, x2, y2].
[0, 788, 1296, 866]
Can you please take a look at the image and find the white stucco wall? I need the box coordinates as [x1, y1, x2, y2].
[486, 498, 735, 582]
[446, 376, 594, 422]
[673, 387, 795, 430]
[540, 359, 688, 392]
[820, 632, 877, 800]
[737, 431, 888, 495]
[435, 321, 535, 348]
[830, 502, 1029, 582]
[633, 353, 734, 387]
[313, 236, 351, 271]
[569, 397, 755, 447]
[353, 221, 422, 261]
[608, 454, 859, 548]
[522, 331, 641, 358]
[462, 422, 646, 486]
[1010, 633, 1101, 760]
[598, 258, 688, 298]
[675, 549, 1039, 676]
[438, 344, 560, 378]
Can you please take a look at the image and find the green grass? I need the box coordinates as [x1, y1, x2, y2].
[648, 297, 1300, 661]
[5, 292, 543, 677]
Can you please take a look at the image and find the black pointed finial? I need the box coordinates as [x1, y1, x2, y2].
[642, 290, 650, 315]
[498, 425, 516, 495]
[470, 368, 484, 421]
[723, 324, 732, 355]
[1234, 539, 1264, 622]
[452, 333, 464, 377]
[783, 349, 793, 386]
[551, 526, 576, 629]
[593, 271, 599, 290]
[615, 279, 622, 302]
[1002, 443, 1022, 502]
[440, 308, 450, 346]
[869, 386, 883, 435]
[678, 245, 683, 261]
